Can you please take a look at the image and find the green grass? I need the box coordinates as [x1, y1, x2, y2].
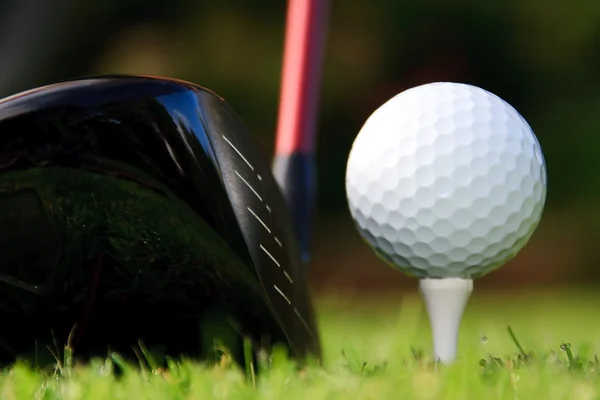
[3, 288, 600, 399]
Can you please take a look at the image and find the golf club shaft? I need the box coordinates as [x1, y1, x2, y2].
[273, 0, 329, 264]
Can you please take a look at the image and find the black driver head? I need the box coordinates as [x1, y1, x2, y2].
[0, 75, 320, 367]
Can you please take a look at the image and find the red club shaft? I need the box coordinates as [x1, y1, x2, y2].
[273, 0, 329, 264]
[275, 0, 328, 156]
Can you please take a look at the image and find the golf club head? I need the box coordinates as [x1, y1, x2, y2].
[0, 75, 320, 365]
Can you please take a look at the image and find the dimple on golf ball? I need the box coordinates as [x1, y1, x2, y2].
[345, 82, 547, 279]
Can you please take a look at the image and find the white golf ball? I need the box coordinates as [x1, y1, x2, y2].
[345, 82, 547, 279]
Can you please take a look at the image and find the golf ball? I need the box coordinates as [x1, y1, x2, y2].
[345, 82, 547, 278]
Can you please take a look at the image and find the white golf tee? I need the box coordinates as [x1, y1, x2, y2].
[419, 278, 473, 364]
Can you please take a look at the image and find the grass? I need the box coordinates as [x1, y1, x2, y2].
[2, 287, 600, 399]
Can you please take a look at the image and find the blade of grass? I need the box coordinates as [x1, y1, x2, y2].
[243, 337, 255, 388]
[507, 326, 527, 357]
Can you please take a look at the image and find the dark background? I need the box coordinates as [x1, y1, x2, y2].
[2, 0, 598, 295]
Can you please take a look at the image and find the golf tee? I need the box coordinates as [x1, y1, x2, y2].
[419, 278, 473, 364]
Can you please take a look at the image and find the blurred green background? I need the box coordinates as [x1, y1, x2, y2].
[2, 0, 598, 295]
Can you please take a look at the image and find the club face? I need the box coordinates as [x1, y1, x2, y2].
[195, 91, 321, 357]
[0, 75, 320, 362]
